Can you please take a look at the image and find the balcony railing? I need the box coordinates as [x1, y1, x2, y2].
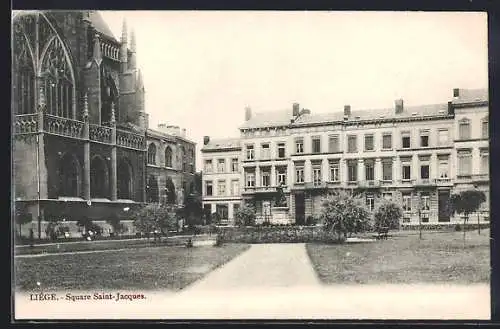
[243, 185, 285, 194]
[358, 180, 381, 188]
[44, 114, 84, 139]
[89, 124, 113, 144]
[414, 178, 436, 187]
[472, 174, 489, 182]
[435, 177, 452, 185]
[14, 114, 38, 134]
[116, 129, 146, 150]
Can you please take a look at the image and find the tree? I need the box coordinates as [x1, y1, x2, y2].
[234, 204, 256, 227]
[450, 189, 486, 242]
[318, 191, 371, 243]
[373, 201, 402, 234]
[15, 206, 32, 238]
[132, 203, 177, 240]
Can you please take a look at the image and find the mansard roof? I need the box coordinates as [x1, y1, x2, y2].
[202, 137, 241, 151]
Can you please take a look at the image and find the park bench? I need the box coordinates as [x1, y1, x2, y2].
[376, 227, 389, 240]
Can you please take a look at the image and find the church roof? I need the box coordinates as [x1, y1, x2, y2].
[89, 11, 118, 42]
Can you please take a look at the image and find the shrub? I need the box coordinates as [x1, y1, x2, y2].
[373, 201, 403, 233]
[318, 191, 371, 242]
[234, 204, 256, 227]
[455, 224, 462, 232]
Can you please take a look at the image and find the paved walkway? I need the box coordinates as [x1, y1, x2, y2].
[182, 243, 320, 292]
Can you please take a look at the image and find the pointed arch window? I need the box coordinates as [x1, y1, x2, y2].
[147, 143, 157, 165]
[40, 37, 74, 118]
[165, 146, 173, 168]
[146, 175, 159, 203]
[13, 35, 35, 115]
[117, 158, 133, 200]
[90, 156, 109, 198]
[59, 153, 81, 197]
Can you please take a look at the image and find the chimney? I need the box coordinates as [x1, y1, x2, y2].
[203, 136, 210, 145]
[453, 88, 460, 98]
[344, 105, 351, 117]
[244, 106, 252, 121]
[447, 101, 454, 115]
[292, 103, 300, 116]
[395, 99, 404, 114]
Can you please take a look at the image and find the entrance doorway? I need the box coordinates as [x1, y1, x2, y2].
[438, 190, 451, 222]
[295, 193, 305, 225]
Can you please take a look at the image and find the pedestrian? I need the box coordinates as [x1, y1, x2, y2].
[29, 228, 34, 248]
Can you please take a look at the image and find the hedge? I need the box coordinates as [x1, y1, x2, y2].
[217, 226, 342, 244]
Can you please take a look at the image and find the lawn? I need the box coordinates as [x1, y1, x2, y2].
[15, 243, 250, 291]
[306, 229, 490, 284]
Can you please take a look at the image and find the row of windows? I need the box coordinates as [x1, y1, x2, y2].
[205, 179, 240, 197]
[239, 153, 488, 187]
[204, 158, 239, 173]
[243, 121, 489, 160]
[147, 143, 195, 173]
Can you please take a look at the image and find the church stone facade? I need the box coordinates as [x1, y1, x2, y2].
[12, 11, 196, 238]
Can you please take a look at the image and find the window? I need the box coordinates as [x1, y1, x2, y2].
[217, 180, 226, 196]
[420, 130, 429, 147]
[401, 132, 411, 149]
[245, 172, 255, 187]
[277, 167, 287, 186]
[365, 161, 374, 181]
[329, 162, 340, 182]
[439, 160, 449, 179]
[420, 164, 430, 179]
[295, 165, 304, 183]
[459, 119, 471, 140]
[382, 133, 392, 150]
[402, 193, 412, 212]
[277, 143, 286, 158]
[458, 151, 472, 176]
[402, 163, 411, 180]
[246, 145, 254, 160]
[482, 119, 489, 139]
[295, 138, 304, 154]
[262, 171, 271, 187]
[421, 193, 430, 211]
[231, 158, 238, 172]
[147, 143, 157, 165]
[313, 166, 322, 186]
[312, 137, 321, 154]
[165, 147, 173, 167]
[216, 204, 228, 220]
[347, 135, 357, 153]
[364, 134, 374, 151]
[438, 129, 449, 146]
[217, 159, 225, 173]
[204, 160, 213, 173]
[481, 151, 489, 174]
[366, 194, 375, 211]
[261, 143, 270, 159]
[347, 160, 358, 182]
[205, 181, 213, 196]
[382, 160, 393, 181]
[383, 192, 393, 201]
[329, 135, 340, 153]
[231, 180, 239, 196]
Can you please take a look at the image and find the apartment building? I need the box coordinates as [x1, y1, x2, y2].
[201, 137, 242, 224]
[202, 88, 489, 226]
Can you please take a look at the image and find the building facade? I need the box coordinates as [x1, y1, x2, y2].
[201, 137, 242, 224]
[202, 89, 489, 226]
[12, 11, 195, 238]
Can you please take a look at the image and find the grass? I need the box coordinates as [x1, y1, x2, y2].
[306, 229, 490, 284]
[15, 243, 250, 291]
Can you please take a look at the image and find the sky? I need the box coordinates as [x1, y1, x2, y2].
[99, 11, 488, 170]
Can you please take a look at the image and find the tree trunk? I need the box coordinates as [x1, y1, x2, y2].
[478, 212, 481, 235]
[463, 214, 467, 245]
